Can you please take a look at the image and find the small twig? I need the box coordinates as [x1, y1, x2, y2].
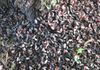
[84, 38, 94, 47]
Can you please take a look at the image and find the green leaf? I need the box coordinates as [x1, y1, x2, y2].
[41, 0, 58, 10]
[74, 55, 81, 63]
[10, 61, 16, 70]
[46, 5, 51, 10]
[57, 0, 60, 3]
[76, 48, 85, 54]
[51, 0, 57, 6]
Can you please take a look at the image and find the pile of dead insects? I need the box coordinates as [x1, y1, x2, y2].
[0, 0, 100, 70]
